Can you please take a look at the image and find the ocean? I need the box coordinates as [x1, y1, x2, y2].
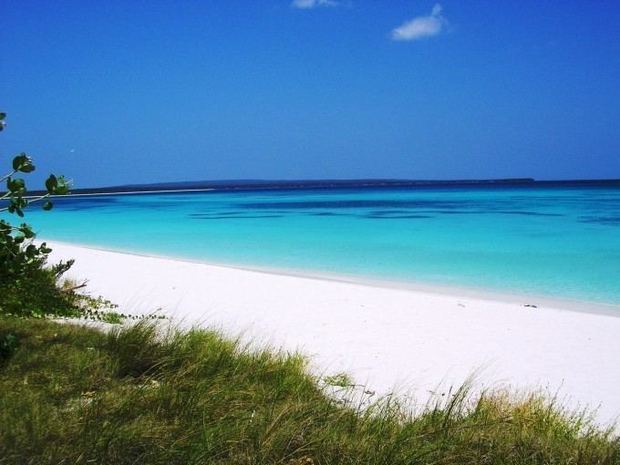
[21, 181, 620, 306]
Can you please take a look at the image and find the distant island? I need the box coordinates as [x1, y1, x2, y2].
[49, 177, 620, 196]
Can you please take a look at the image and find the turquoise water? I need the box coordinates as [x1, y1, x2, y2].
[21, 185, 620, 305]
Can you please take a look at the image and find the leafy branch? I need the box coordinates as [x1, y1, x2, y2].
[1, 111, 72, 316]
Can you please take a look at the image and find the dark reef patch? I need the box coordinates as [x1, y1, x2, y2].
[236, 200, 470, 210]
[189, 214, 282, 220]
[364, 214, 433, 219]
[495, 211, 564, 217]
[579, 216, 620, 226]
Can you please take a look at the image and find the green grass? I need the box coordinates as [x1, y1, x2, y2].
[0, 317, 618, 464]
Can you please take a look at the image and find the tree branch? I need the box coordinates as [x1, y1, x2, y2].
[0, 169, 18, 184]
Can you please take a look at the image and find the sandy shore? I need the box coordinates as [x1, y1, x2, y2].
[48, 241, 620, 424]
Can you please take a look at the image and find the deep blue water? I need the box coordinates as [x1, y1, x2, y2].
[20, 184, 620, 306]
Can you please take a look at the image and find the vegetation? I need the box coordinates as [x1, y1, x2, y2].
[0, 111, 78, 319]
[0, 317, 618, 464]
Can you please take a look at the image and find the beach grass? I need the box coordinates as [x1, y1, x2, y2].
[0, 317, 618, 464]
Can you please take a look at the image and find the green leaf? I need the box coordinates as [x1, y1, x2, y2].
[12, 154, 25, 170]
[45, 174, 58, 193]
[7, 178, 25, 193]
[12, 153, 35, 172]
[51, 175, 70, 195]
[42, 200, 53, 211]
[19, 224, 35, 238]
[11, 197, 27, 209]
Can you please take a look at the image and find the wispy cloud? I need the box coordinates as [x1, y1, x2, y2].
[391, 4, 447, 41]
[291, 0, 339, 9]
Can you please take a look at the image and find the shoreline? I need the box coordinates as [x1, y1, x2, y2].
[44, 239, 620, 318]
[45, 240, 620, 425]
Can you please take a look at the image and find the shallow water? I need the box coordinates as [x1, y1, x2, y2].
[22, 184, 620, 306]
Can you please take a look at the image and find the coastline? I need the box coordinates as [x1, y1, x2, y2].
[47, 240, 620, 425]
[44, 239, 620, 317]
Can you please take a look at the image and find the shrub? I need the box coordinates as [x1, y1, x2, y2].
[0, 111, 73, 318]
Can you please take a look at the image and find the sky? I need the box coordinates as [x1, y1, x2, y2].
[1, 1, 620, 188]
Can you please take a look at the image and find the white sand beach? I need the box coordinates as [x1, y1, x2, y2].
[49, 241, 620, 424]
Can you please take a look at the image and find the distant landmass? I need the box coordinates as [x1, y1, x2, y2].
[62, 178, 620, 196]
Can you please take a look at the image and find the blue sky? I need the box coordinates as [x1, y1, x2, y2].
[2, 1, 619, 187]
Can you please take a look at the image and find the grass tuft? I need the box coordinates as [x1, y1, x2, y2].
[0, 317, 618, 464]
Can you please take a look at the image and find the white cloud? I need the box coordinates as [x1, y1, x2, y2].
[391, 3, 447, 41]
[291, 0, 339, 9]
